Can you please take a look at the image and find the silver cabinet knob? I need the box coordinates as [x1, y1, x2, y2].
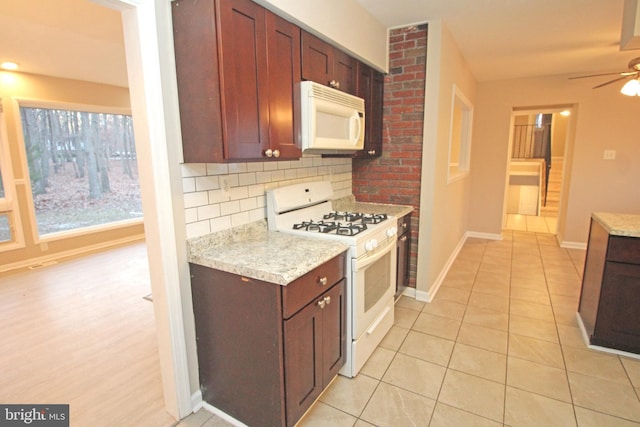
[264, 149, 273, 157]
[318, 276, 328, 286]
[368, 150, 376, 155]
[317, 299, 326, 309]
[324, 296, 331, 305]
[329, 80, 340, 89]
[273, 149, 280, 158]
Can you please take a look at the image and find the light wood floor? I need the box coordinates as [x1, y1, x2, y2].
[0, 243, 177, 427]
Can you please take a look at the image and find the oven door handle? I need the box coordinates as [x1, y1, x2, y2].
[355, 236, 396, 271]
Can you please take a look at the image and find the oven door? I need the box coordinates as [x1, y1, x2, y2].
[352, 236, 397, 339]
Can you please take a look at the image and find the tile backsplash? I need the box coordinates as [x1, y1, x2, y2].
[181, 156, 353, 239]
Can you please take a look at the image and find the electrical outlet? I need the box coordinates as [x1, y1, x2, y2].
[221, 177, 230, 192]
[603, 150, 616, 160]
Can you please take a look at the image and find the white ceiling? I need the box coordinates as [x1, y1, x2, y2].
[356, 0, 634, 82]
[0, 0, 127, 87]
[0, 0, 637, 88]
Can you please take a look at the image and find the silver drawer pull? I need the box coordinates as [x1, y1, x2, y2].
[318, 276, 328, 286]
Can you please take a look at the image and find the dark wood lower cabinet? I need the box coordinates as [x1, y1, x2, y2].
[284, 280, 345, 424]
[396, 214, 411, 294]
[189, 253, 346, 427]
[578, 218, 640, 354]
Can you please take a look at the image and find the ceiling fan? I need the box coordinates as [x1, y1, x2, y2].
[570, 57, 640, 94]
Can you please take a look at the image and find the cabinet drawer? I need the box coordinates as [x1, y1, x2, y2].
[607, 236, 640, 264]
[282, 254, 345, 319]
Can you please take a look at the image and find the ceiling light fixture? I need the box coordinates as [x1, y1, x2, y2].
[620, 78, 640, 96]
[0, 62, 18, 71]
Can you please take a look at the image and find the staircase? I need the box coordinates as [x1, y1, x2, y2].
[540, 158, 562, 217]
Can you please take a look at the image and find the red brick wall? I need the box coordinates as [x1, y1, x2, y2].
[353, 24, 427, 288]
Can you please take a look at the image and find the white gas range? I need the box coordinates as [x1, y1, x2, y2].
[266, 181, 397, 377]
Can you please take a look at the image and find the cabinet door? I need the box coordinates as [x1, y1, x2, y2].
[369, 70, 385, 153]
[283, 296, 323, 425]
[218, 0, 270, 160]
[266, 11, 302, 160]
[354, 62, 383, 158]
[397, 233, 409, 290]
[593, 262, 640, 352]
[333, 49, 357, 95]
[172, 0, 225, 162]
[321, 279, 346, 386]
[301, 31, 333, 86]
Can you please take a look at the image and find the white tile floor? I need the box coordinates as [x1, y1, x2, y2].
[505, 213, 557, 234]
[180, 231, 640, 427]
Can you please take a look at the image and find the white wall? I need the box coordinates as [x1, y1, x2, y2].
[256, 0, 388, 71]
[416, 20, 477, 300]
[469, 74, 640, 245]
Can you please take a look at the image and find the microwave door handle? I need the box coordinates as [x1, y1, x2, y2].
[351, 112, 362, 144]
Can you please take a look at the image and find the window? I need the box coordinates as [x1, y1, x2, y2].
[19, 102, 142, 238]
[448, 85, 473, 183]
[0, 101, 20, 248]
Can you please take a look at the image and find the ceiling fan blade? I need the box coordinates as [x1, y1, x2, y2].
[592, 74, 632, 89]
[569, 71, 626, 80]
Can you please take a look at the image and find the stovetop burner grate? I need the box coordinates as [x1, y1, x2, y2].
[292, 211, 389, 236]
[322, 211, 388, 224]
[292, 220, 369, 236]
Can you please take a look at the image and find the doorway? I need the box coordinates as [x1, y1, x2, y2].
[503, 107, 572, 234]
[1, 0, 193, 420]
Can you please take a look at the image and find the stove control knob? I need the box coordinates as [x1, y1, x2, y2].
[387, 226, 398, 237]
[365, 239, 378, 251]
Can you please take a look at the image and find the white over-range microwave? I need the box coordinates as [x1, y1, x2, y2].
[296, 80, 365, 155]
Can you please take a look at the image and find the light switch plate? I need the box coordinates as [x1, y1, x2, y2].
[603, 150, 616, 160]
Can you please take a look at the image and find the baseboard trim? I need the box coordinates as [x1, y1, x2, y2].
[560, 240, 587, 250]
[416, 230, 503, 303]
[400, 287, 417, 299]
[466, 231, 503, 241]
[420, 232, 471, 302]
[576, 312, 640, 360]
[190, 390, 203, 414]
[200, 401, 248, 427]
[0, 234, 145, 274]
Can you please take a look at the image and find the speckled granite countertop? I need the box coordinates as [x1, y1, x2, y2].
[592, 212, 640, 238]
[187, 220, 348, 286]
[332, 196, 414, 218]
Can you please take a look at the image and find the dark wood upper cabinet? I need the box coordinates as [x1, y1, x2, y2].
[301, 31, 356, 95]
[217, 0, 269, 160]
[354, 61, 384, 158]
[172, 0, 301, 162]
[266, 11, 302, 160]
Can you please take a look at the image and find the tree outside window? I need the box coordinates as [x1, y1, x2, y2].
[20, 105, 142, 237]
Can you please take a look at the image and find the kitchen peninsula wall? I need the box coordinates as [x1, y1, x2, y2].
[181, 156, 352, 239]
